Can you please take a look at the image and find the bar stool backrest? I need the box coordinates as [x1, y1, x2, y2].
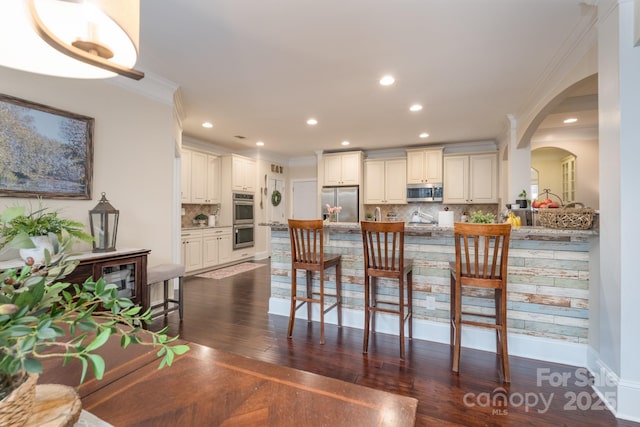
[453, 223, 511, 288]
[361, 221, 405, 277]
[288, 219, 325, 267]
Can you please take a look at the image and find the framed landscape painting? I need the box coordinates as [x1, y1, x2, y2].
[0, 94, 94, 199]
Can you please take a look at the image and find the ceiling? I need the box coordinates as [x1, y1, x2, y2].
[136, 0, 598, 158]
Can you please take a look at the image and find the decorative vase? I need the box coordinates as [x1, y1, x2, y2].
[19, 236, 54, 265]
[0, 373, 38, 427]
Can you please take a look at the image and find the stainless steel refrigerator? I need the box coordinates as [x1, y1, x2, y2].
[321, 186, 359, 223]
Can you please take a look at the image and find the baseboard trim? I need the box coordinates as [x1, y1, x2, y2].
[587, 347, 640, 422]
[269, 297, 587, 367]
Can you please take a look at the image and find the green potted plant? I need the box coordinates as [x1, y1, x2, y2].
[0, 205, 93, 264]
[0, 207, 189, 426]
[469, 210, 497, 224]
[194, 213, 208, 226]
[516, 189, 528, 209]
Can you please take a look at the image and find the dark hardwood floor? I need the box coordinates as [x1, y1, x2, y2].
[150, 259, 638, 427]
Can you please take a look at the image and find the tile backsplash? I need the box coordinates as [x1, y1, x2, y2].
[182, 204, 220, 228]
[362, 203, 500, 223]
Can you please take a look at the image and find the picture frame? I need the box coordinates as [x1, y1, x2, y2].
[0, 94, 94, 199]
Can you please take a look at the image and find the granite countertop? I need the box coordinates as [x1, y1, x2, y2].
[260, 222, 598, 240]
[182, 225, 232, 231]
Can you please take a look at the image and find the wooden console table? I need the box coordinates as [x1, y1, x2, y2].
[64, 248, 151, 310]
[0, 248, 150, 310]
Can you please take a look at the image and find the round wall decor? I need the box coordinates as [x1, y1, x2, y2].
[271, 190, 282, 206]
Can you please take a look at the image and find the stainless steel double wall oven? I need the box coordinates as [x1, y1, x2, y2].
[233, 192, 254, 249]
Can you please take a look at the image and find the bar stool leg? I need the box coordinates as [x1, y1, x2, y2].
[399, 275, 405, 360]
[306, 270, 313, 323]
[163, 280, 169, 317]
[371, 277, 377, 333]
[178, 276, 184, 320]
[319, 269, 325, 345]
[408, 270, 413, 340]
[497, 288, 510, 382]
[452, 280, 462, 373]
[336, 263, 342, 328]
[287, 267, 297, 339]
[363, 274, 370, 354]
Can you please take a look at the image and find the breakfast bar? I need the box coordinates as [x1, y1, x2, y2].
[266, 222, 598, 365]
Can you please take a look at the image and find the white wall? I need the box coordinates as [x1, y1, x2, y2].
[0, 67, 176, 265]
[594, 0, 640, 421]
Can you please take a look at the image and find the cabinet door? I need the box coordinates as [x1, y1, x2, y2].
[424, 149, 443, 182]
[99, 259, 140, 302]
[182, 232, 203, 272]
[443, 156, 468, 203]
[323, 155, 343, 186]
[202, 234, 219, 268]
[181, 150, 192, 203]
[242, 158, 256, 192]
[364, 160, 386, 203]
[469, 154, 497, 203]
[191, 151, 208, 203]
[406, 151, 425, 184]
[218, 232, 233, 265]
[206, 155, 221, 203]
[384, 159, 407, 204]
[232, 156, 256, 192]
[339, 152, 360, 185]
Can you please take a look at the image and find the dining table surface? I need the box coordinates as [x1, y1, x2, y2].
[39, 337, 418, 426]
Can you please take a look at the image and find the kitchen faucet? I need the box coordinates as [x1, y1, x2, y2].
[374, 206, 382, 222]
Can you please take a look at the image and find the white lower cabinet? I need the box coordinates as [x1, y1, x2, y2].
[181, 230, 203, 272]
[182, 227, 233, 273]
[203, 228, 233, 267]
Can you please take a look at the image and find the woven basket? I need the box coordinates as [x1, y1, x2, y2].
[537, 206, 595, 230]
[0, 373, 38, 427]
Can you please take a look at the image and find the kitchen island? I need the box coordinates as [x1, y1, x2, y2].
[265, 222, 597, 366]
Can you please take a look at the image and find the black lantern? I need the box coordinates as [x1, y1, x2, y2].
[89, 192, 119, 253]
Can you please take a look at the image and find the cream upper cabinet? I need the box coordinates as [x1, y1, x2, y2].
[443, 153, 497, 204]
[190, 151, 208, 203]
[364, 158, 407, 204]
[181, 150, 192, 203]
[231, 155, 256, 192]
[406, 148, 443, 184]
[206, 155, 221, 203]
[190, 151, 220, 204]
[323, 151, 362, 186]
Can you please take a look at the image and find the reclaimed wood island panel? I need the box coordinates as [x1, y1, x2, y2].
[265, 222, 598, 365]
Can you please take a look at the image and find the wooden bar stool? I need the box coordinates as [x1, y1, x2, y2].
[450, 222, 511, 382]
[360, 221, 413, 360]
[287, 219, 342, 344]
[147, 263, 185, 321]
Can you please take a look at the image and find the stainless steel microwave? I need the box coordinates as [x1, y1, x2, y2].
[407, 183, 443, 202]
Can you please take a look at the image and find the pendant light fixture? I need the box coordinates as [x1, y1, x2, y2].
[0, 0, 144, 80]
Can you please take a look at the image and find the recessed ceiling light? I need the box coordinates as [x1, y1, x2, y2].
[379, 75, 395, 86]
[256, 141, 264, 146]
[202, 122, 214, 128]
[419, 132, 429, 139]
[341, 140, 350, 146]
[307, 118, 318, 125]
[409, 104, 423, 112]
[563, 118, 578, 124]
